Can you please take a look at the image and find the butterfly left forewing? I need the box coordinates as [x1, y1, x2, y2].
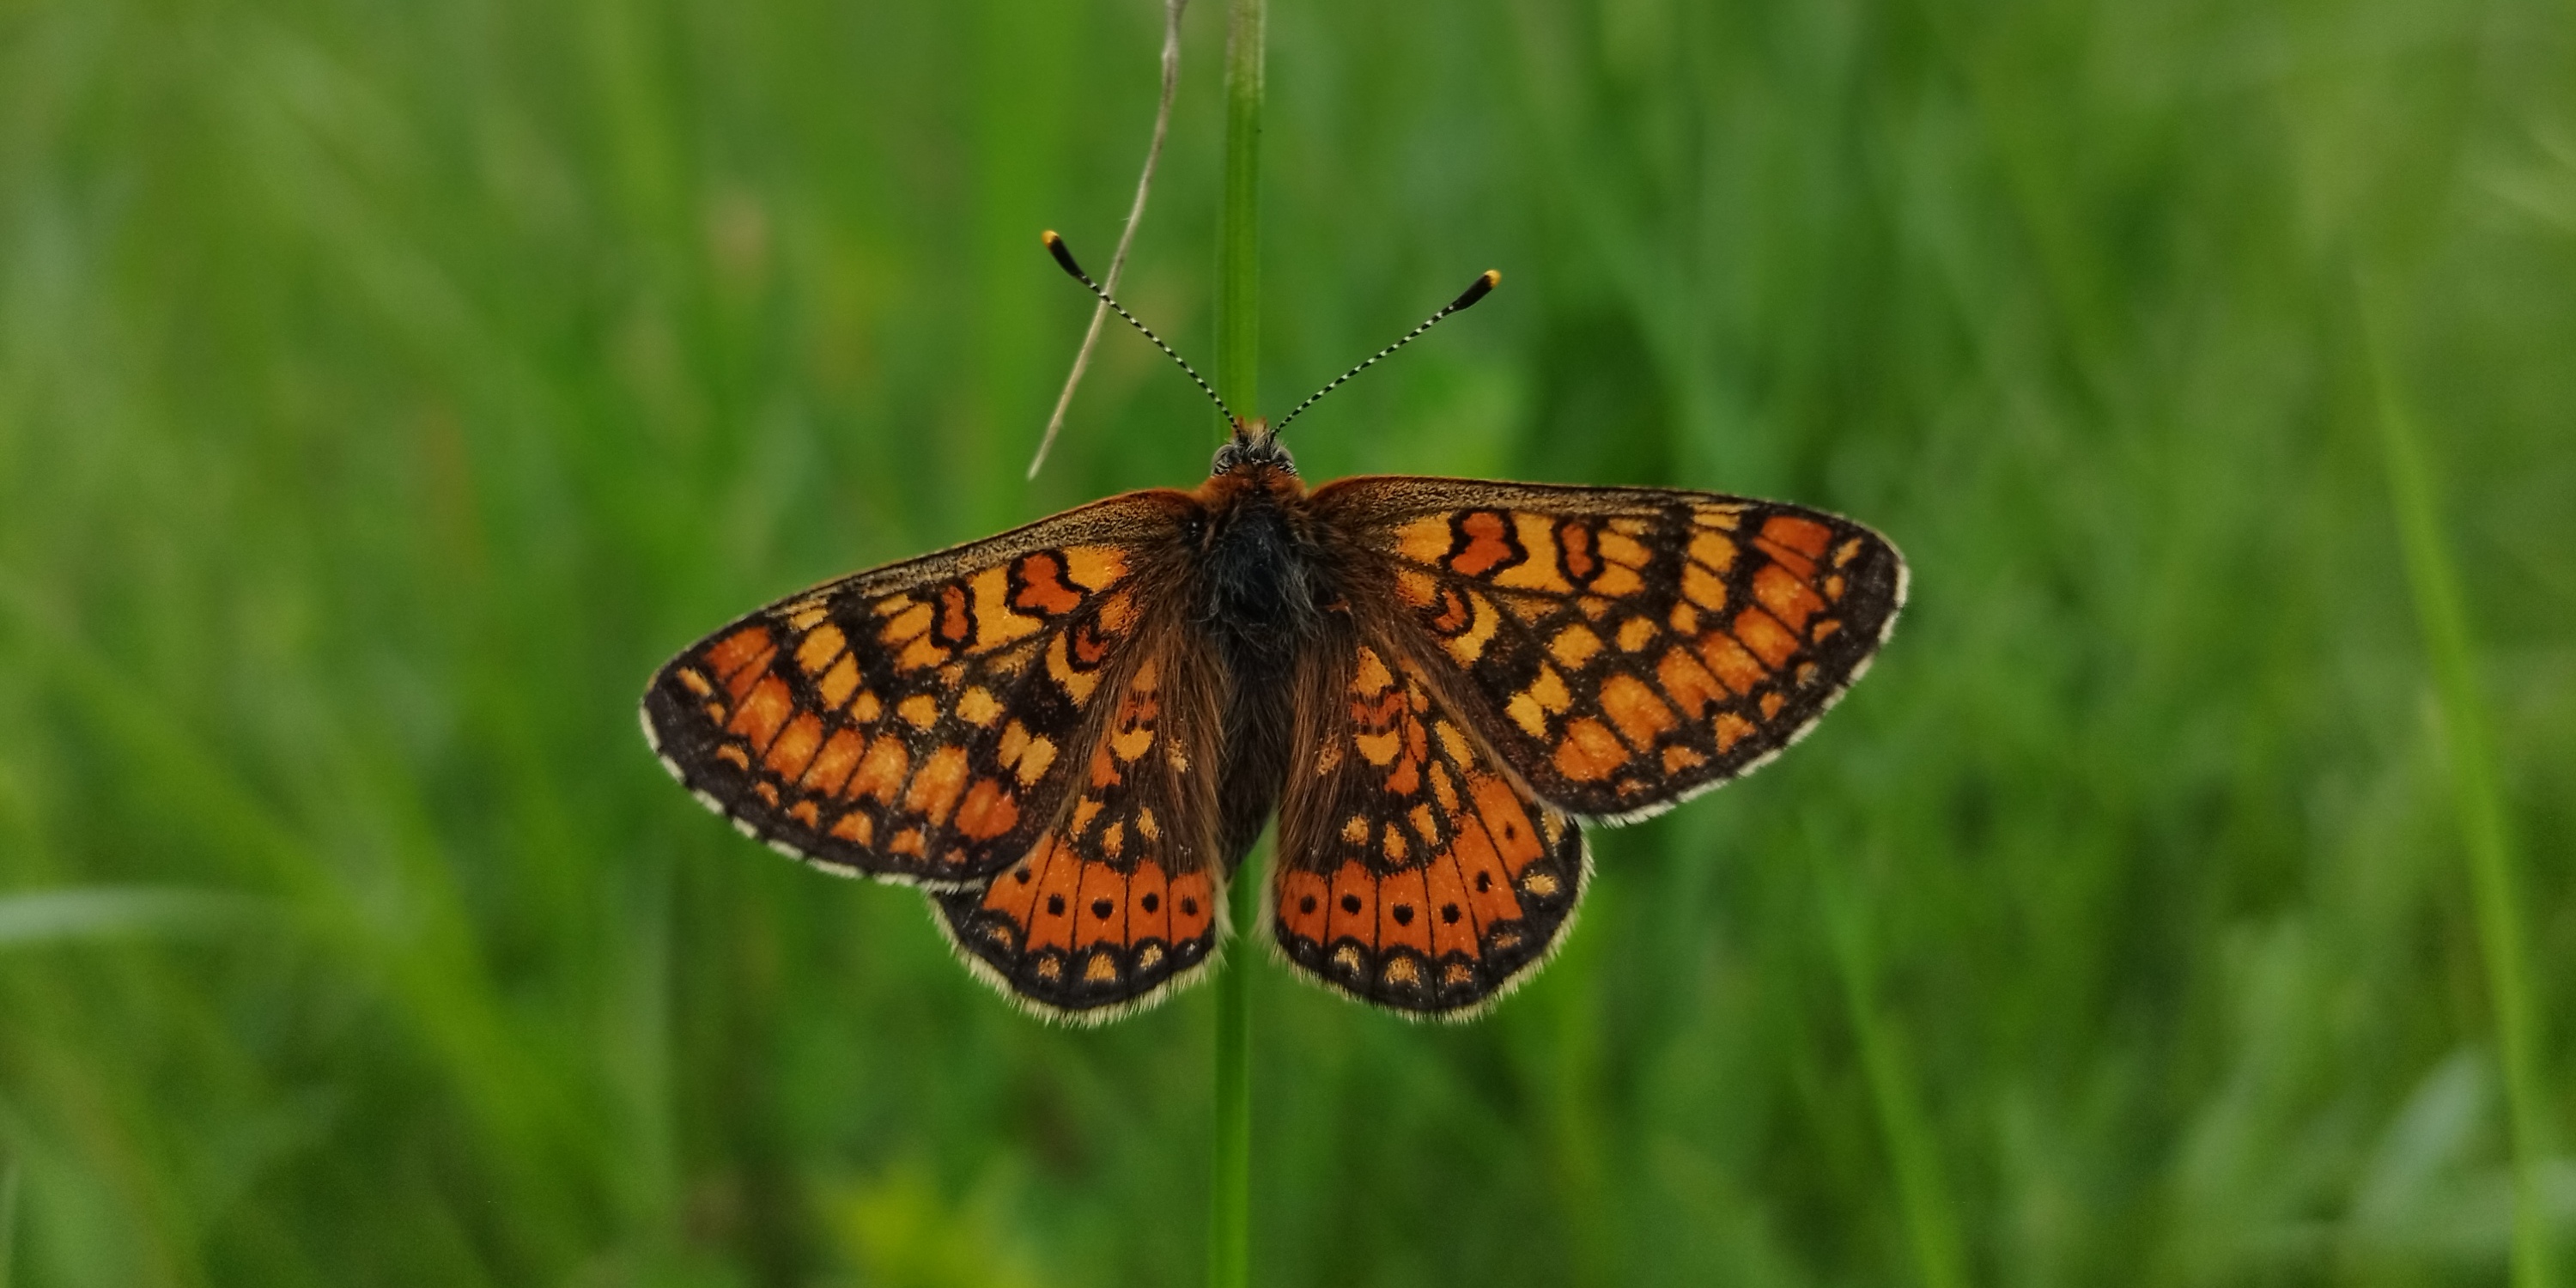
[931, 617, 1230, 1022]
[1311, 477, 1906, 821]
[1271, 616, 1589, 1017]
[641, 491, 1195, 887]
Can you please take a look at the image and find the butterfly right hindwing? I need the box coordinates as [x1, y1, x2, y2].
[1270, 612, 1589, 1017]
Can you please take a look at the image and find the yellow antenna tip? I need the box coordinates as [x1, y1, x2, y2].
[1042, 229, 1061, 246]
[1482, 270, 1502, 287]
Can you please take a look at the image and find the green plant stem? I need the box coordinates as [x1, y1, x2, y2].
[0, 1148, 19, 1288]
[1217, 0, 1262, 423]
[2363, 295, 2558, 1288]
[1211, 849, 1258, 1288]
[1208, 3, 1261, 1286]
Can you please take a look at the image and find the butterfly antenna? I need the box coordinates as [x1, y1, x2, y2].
[1271, 270, 1500, 434]
[1042, 231, 1237, 426]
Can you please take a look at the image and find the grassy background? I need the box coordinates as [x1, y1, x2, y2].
[3, 0, 2573, 1284]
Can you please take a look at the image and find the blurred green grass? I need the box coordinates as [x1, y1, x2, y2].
[2, 0, 2573, 1284]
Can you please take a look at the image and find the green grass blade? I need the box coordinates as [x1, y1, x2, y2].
[0, 887, 270, 950]
[0, 1148, 18, 1288]
[1818, 853, 1967, 1288]
[2362, 289, 2560, 1288]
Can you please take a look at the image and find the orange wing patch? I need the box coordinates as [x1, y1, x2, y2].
[1324, 483, 1906, 822]
[1274, 635, 1589, 1016]
[643, 492, 1194, 889]
[933, 637, 1226, 1022]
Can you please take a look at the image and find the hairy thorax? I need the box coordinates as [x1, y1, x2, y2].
[1191, 440, 1334, 865]
[1193, 461, 1326, 660]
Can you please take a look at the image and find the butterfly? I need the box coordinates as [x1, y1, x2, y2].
[641, 234, 1907, 1023]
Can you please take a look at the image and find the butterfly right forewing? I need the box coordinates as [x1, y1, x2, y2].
[1312, 477, 1906, 823]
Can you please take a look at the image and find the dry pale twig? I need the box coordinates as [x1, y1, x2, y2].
[1027, 0, 1189, 480]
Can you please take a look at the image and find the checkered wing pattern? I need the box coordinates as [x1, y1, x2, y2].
[1271, 617, 1589, 1016]
[641, 491, 1197, 887]
[1310, 478, 1907, 822]
[933, 625, 1229, 1023]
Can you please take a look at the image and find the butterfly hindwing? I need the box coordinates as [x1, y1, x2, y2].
[1271, 618, 1589, 1017]
[1311, 478, 1907, 821]
[641, 491, 1198, 887]
[933, 621, 1230, 1022]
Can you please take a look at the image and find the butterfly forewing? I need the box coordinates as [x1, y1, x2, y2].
[1312, 478, 1907, 821]
[933, 623, 1230, 1022]
[1272, 618, 1589, 1016]
[641, 491, 1198, 886]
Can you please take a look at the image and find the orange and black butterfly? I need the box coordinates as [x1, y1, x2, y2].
[641, 234, 1907, 1023]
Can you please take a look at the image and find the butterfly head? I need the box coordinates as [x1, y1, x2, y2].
[1210, 416, 1297, 480]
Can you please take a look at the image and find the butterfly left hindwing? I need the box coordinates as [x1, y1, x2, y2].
[932, 622, 1230, 1023]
